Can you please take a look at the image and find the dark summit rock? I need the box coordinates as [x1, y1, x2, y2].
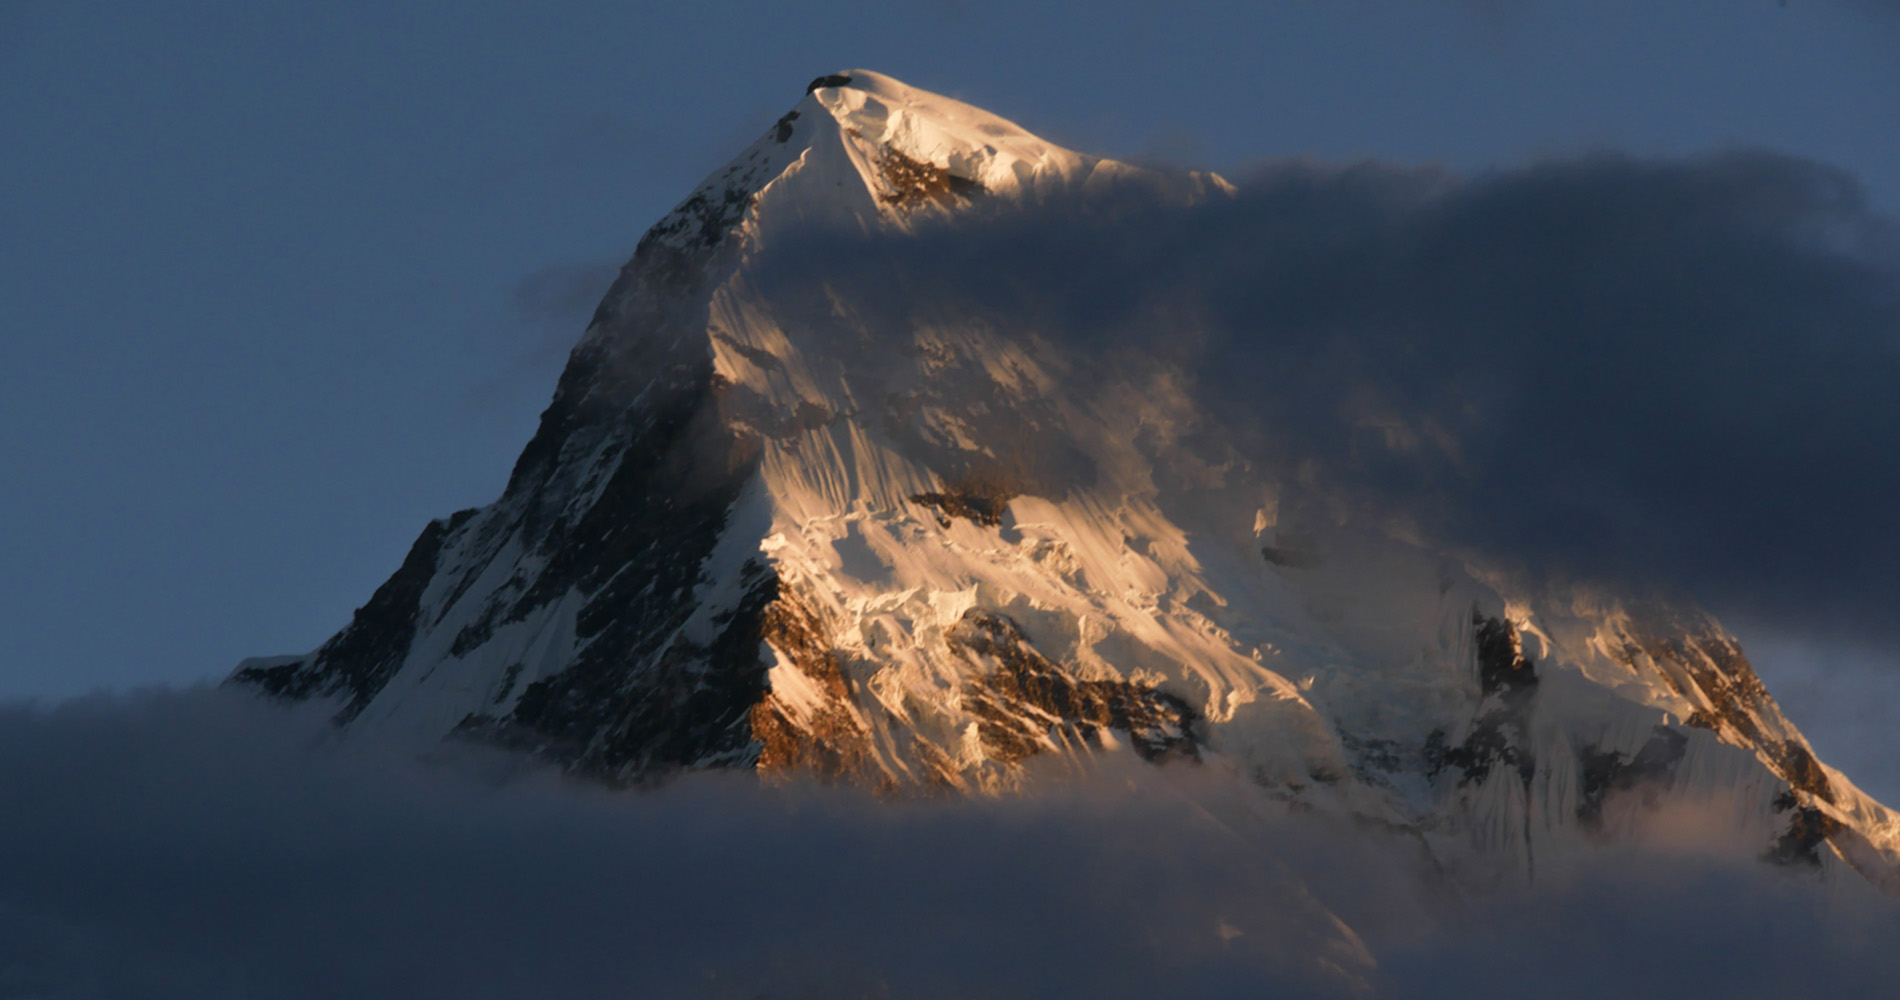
[806, 74, 853, 94]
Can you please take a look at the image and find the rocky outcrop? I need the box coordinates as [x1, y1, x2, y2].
[948, 609, 1202, 765]
[1425, 614, 1540, 788]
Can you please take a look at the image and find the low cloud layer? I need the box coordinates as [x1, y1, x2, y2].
[759, 149, 1900, 650]
[2, 689, 1895, 999]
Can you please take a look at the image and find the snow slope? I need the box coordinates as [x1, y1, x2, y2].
[230, 70, 1900, 902]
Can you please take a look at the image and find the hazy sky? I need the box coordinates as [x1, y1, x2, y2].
[1, 2, 1896, 793]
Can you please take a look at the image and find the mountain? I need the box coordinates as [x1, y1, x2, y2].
[230, 69, 1900, 899]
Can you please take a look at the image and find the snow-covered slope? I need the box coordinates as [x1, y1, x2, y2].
[230, 70, 1900, 900]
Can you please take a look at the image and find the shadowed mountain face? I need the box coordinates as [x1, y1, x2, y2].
[230, 71, 1900, 897]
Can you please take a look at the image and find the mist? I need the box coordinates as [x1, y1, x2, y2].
[756, 148, 1900, 654]
[1, 688, 1894, 999]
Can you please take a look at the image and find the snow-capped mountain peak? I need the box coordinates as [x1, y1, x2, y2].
[230, 70, 1900, 903]
[624, 70, 1224, 266]
[806, 68, 1093, 193]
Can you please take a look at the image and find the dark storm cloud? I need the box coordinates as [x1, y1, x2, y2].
[1, 689, 1896, 999]
[757, 149, 1900, 647]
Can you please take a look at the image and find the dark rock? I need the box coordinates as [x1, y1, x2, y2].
[1424, 614, 1541, 787]
[230, 510, 469, 720]
[948, 609, 1202, 764]
[1474, 613, 1538, 704]
[910, 489, 1012, 528]
[1766, 804, 1845, 868]
[1766, 739, 1836, 805]
[875, 148, 983, 208]
[1576, 726, 1688, 828]
[1338, 731, 1409, 786]
[806, 74, 854, 94]
[908, 470, 1021, 528]
[1630, 623, 1833, 804]
[773, 109, 800, 143]
[749, 588, 884, 784]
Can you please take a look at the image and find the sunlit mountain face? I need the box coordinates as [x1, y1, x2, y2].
[221, 71, 1900, 982]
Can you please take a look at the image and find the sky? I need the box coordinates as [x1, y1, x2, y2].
[1, 1, 1897, 799]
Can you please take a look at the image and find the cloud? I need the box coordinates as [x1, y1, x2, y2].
[1379, 859, 1899, 998]
[0, 690, 1368, 999]
[1, 689, 1896, 999]
[753, 148, 1900, 652]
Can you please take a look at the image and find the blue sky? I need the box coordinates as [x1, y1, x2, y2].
[1, 0, 1895, 794]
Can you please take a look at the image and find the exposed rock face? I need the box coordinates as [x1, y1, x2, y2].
[233, 510, 469, 719]
[1576, 727, 1688, 830]
[229, 70, 1900, 896]
[747, 585, 883, 781]
[1425, 615, 1541, 789]
[908, 478, 1016, 527]
[1629, 624, 1839, 804]
[875, 147, 983, 207]
[949, 608, 1202, 766]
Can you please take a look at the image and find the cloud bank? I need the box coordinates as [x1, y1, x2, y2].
[1, 689, 1895, 999]
[759, 149, 1900, 650]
